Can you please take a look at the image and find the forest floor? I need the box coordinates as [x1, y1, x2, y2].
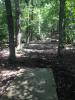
[0, 39, 75, 100]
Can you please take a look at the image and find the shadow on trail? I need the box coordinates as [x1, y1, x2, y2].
[1, 56, 75, 100]
[0, 42, 75, 100]
[0, 68, 58, 100]
[53, 56, 75, 100]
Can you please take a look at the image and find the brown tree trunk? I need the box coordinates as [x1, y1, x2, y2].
[5, 0, 15, 61]
[58, 0, 66, 56]
[15, 0, 20, 46]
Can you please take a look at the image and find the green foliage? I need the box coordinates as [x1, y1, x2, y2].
[0, 0, 75, 44]
[65, 0, 75, 43]
[19, 0, 59, 40]
[0, 1, 8, 42]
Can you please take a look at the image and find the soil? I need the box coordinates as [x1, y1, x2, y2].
[0, 40, 75, 100]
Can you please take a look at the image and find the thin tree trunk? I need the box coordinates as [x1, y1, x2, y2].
[26, 0, 30, 44]
[30, 0, 34, 41]
[15, 0, 20, 46]
[5, 0, 15, 61]
[15, 0, 22, 50]
[38, 9, 41, 35]
[58, 0, 66, 55]
[27, 0, 33, 43]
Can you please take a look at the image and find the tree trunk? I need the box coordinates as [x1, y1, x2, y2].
[15, 0, 22, 50]
[27, 0, 34, 43]
[15, 0, 20, 46]
[30, 0, 34, 41]
[5, 0, 15, 61]
[38, 9, 41, 35]
[58, 0, 66, 55]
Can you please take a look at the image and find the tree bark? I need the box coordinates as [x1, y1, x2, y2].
[58, 0, 66, 55]
[15, 0, 20, 46]
[26, 0, 34, 43]
[5, 0, 15, 61]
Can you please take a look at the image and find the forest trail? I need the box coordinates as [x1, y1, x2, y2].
[1, 40, 75, 100]
[0, 39, 75, 60]
[0, 39, 58, 59]
[0, 67, 58, 100]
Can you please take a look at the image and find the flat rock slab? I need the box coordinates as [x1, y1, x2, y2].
[1, 68, 58, 100]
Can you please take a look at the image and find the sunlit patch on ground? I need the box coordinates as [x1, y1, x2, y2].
[0, 41, 58, 58]
[0, 68, 58, 100]
[0, 48, 9, 57]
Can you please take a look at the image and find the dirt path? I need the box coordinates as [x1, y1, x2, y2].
[0, 67, 58, 100]
[1, 41, 75, 100]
